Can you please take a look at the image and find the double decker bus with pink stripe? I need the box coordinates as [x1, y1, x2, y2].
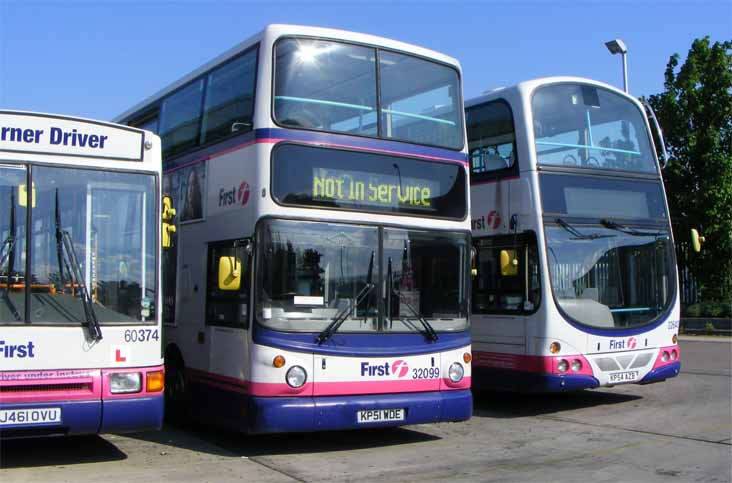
[115, 25, 472, 433]
[466, 78, 680, 392]
[1, 111, 165, 438]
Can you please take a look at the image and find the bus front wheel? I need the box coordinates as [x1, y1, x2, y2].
[164, 349, 190, 423]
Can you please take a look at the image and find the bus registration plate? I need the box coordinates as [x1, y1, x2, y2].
[0, 408, 62, 426]
[608, 371, 640, 383]
[357, 408, 405, 423]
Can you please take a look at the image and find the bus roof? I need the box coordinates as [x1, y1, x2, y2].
[465, 76, 630, 109]
[114, 24, 462, 124]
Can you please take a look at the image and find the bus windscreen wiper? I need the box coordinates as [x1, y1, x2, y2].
[556, 218, 615, 240]
[55, 189, 102, 342]
[387, 257, 438, 342]
[317, 251, 375, 344]
[0, 236, 13, 272]
[601, 219, 662, 237]
[1, 191, 21, 322]
[2, 191, 17, 290]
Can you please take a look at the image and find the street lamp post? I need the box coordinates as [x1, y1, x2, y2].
[605, 39, 628, 93]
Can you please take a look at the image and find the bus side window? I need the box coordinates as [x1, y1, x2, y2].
[472, 233, 540, 314]
[200, 47, 258, 144]
[206, 240, 251, 328]
[466, 99, 518, 181]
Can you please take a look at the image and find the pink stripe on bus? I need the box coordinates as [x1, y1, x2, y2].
[164, 137, 468, 174]
[0, 370, 101, 404]
[439, 376, 472, 390]
[472, 351, 593, 376]
[187, 369, 469, 397]
[233, 137, 467, 166]
[186, 367, 248, 388]
[651, 346, 680, 370]
[312, 379, 439, 396]
[472, 351, 554, 372]
[248, 381, 314, 397]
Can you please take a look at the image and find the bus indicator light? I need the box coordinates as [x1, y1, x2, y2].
[549, 342, 561, 354]
[273, 355, 286, 368]
[672, 334, 677, 344]
[463, 352, 472, 364]
[146, 371, 164, 392]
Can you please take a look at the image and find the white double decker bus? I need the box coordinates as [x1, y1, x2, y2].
[116, 25, 472, 433]
[467, 78, 680, 392]
[0, 111, 165, 437]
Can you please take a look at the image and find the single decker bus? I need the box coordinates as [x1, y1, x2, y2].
[116, 24, 472, 433]
[466, 77, 680, 392]
[0, 111, 165, 437]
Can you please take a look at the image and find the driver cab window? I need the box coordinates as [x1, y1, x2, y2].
[472, 233, 540, 314]
[466, 99, 518, 181]
[206, 239, 250, 328]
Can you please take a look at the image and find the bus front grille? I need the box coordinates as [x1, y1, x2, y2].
[0, 382, 92, 394]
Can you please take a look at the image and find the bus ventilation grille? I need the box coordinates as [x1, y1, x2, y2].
[0, 382, 92, 394]
[592, 352, 655, 372]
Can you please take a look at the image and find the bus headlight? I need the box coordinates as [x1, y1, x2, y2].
[110, 372, 142, 394]
[448, 362, 464, 383]
[557, 359, 569, 373]
[571, 359, 583, 372]
[286, 366, 307, 388]
[661, 351, 670, 362]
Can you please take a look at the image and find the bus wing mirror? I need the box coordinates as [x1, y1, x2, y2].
[500, 249, 519, 276]
[162, 195, 177, 249]
[642, 101, 669, 170]
[691, 228, 705, 253]
[218, 256, 241, 291]
[470, 247, 477, 278]
[162, 195, 176, 220]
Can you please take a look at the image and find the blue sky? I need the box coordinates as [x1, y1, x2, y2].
[1, 0, 729, 121]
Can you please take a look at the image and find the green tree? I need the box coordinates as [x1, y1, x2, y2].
[647, 37, 732, 303]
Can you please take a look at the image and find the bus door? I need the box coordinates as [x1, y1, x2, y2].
[205, 239, 252, 380]
[471, 233, 540, 356]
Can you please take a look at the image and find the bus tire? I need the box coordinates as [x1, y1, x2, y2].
[164, 347, 190, 424]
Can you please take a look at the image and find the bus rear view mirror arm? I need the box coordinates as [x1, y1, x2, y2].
[642, 101, 669, 170]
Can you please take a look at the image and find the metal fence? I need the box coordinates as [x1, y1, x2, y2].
[676, 242, 701, 306]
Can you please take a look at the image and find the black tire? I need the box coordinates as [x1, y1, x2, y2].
[164, 349, 190, 424]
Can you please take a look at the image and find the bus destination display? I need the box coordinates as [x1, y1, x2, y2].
[0, 112, 144, 161]
[312, 167, 438, 210]
[273, 143, 467, 219]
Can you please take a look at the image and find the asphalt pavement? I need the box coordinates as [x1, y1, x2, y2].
[1, 337, 730, 482]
